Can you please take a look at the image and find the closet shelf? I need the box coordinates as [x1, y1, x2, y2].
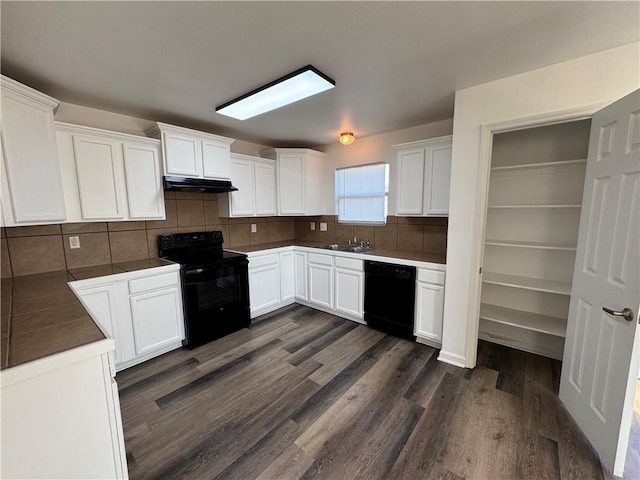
[479, 303, 567, 337]
[487, 204, 582, 209]
[484, 239, 577, 251]
[491, 158, 586, 171]
[482, 271, 571, 295]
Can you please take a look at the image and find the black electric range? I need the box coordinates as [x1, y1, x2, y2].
[159, 231, 250, 348]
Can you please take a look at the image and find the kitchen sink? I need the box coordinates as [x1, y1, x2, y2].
[318, 244, 374, 253]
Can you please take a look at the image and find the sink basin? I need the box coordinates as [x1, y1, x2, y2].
[318, 244, 374, 253]
[346, 245, 375, 253]
[319, 243, 351, 251]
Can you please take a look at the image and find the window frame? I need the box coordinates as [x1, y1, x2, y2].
[335, 161, 389, 226]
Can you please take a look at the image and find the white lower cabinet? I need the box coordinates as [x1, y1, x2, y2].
[245, 246, 442, 331]
[248, 253, 281, 317]
[129, 286, 183, 356]
[307, 253, 334, 310]
[247, 250, 297, 318]
[334, 257, 364, 319]
[414, 268, 446, 346]
[0, 340, 128, 479]
[71, 265, 184, 371]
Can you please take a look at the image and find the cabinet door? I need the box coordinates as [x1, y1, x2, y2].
[202, 138, 230, 179]
[1, 90, 66, 223]
[74, 283, 126, 365]
[308, 261, 334, 310]
[129, 287, 184, 356]
[254, 161, 277, 216]
[248, 262, 281, 317]
[425, 144, 452, 215]
[396, 148, 425, 215]
[414, 281, 444, 343]
[278, 153, 305, 215]
[279, 251, 295, 303]
[229, 157, 256, 216]
[294, 251, 307, 300]
[73, 135, 126, 220]
[163, 132, 202, 177]
[335, 267, 364, 318]
[122, 142, 165, 219]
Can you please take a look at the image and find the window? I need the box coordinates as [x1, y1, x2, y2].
[335, 162, 389, 224]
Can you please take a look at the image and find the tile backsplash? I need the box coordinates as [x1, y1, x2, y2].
[1, 191, 447, 278]
[294, 215, 448, 254]
[1, 192, 295, 277]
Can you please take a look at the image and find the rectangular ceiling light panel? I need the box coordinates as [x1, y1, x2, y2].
[216, 65, 335, 120]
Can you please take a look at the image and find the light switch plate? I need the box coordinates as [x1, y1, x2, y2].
[310, 222, 315, 231]
[69, 236, 80, 249]
[251, 224, 257, 233]
[320, 222, 327, 231]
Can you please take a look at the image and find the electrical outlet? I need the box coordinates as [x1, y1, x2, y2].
[310, 222, 315, 231]
[320, 222, 327, 231]
[69, 236, 80, 249]
[251, 224, 257, 233]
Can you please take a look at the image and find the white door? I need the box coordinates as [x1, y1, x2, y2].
[278, 154, 305, 215]
[308, 262, 334, 310]
[164, 132, 202, 177]
[254, 161, 277, 216]
[396, 148, 425, 215]
[73, 134, 126, 220]
[248, 262, 281, 317]
[279, 251, 295, 303]
[122, 142, 164, 219]
[559, 90, 640, 476]
[229, 157, 255, 216]
[335, 267, 363, 318]
[202, 138, 230, 179]
[294, 251, 308, 300]
[129, 287, 183, 356]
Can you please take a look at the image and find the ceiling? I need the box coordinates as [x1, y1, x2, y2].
[2, 1, 638, 147]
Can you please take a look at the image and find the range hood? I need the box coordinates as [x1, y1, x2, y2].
[163, 176, 238, 193]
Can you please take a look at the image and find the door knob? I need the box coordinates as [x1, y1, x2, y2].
[602, 307, 635, 322]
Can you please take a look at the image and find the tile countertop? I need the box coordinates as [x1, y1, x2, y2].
[0, 258, 174, 370]
[229, 241, 447, 265]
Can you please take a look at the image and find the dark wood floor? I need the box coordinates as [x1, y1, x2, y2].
[116, 304, 606, 480]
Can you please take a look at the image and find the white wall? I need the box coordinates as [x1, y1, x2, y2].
[54, 102, 272, 155]
[318, 119, 453, 214]
[441, 42, 640, 368]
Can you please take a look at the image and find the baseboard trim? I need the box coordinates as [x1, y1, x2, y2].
[437, 350, 467, 368]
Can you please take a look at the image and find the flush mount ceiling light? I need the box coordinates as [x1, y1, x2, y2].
[215, 65, 335, 121]
[339, 132, 355, 145]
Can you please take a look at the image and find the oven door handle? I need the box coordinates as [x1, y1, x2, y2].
[185, 268, 206, 275]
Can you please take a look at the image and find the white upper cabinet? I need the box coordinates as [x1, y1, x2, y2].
[394, 135, 452, 216]
[122, 142, 164, 219]
[163, 131, 202, 177]
[0, 76, 66, 225]
[260, 148, 326, 216]
[218, 153, 276, 217]
[56, 122, 165, 222]
[145, 122, 234, 180]
[72, 134, 126, 220]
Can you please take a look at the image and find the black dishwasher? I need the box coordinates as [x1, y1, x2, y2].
[364, 260, 416, 339]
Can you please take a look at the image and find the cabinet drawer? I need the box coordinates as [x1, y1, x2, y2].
[308, 252, 334, 266]
[249, 253, 279, 268]
[417, 268, 445, 285]
[335, 256, 362, 271]
[128, 272, 178, 294]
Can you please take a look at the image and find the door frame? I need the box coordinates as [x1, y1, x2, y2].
[467, 101, 611, 367]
